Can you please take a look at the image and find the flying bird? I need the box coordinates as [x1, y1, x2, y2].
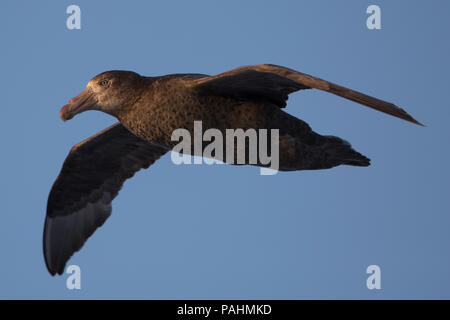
[44, 64, 422, 275]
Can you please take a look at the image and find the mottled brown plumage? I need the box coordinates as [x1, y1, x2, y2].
[45, 64, 421, 275]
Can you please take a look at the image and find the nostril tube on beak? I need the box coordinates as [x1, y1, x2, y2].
[59, 89, 96, 122]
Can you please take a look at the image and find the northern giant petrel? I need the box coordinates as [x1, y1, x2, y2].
[44, 64, 422, 275]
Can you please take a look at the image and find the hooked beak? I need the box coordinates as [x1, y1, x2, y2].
[60, 89, 97, 121]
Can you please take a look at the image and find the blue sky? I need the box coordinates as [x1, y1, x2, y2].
[1, 0, 449, 299]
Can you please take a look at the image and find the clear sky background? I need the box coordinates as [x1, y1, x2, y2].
[1, 0, 449, 299]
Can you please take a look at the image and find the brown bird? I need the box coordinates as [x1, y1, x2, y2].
[44, 64, 422, 275]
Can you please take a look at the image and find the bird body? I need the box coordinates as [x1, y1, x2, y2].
[45, 64, 422, 275]
[99, 72, 368, 170]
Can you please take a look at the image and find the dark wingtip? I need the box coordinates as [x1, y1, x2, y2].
[43, 248, 66, 276]
[45, 260, 65, 276]
[44, 258, 58, 276]
[43, 217, 64, 277]
[44, 260, 58, 276]
[411, 118, 425, 127]
[400, 111, 424, 127]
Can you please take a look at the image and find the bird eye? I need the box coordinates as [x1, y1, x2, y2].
[98, 79, 109, 87]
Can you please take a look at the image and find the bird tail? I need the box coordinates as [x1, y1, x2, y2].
[322, 135, 371, 167]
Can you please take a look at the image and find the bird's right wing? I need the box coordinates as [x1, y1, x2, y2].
[44, 123, 168, 275]
[187, 64, 423, 126]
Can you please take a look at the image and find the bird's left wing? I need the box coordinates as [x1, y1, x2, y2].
[44, 123, 168, 275]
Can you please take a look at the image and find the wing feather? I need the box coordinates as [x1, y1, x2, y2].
[187, 64, 423, 125]
[44, 123, 167, 275]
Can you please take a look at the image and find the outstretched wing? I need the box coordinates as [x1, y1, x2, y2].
[187, 64, 422, 126]
[44, 123, 168, 275]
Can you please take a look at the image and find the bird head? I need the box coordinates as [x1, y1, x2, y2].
[60, 71, 142, 121]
